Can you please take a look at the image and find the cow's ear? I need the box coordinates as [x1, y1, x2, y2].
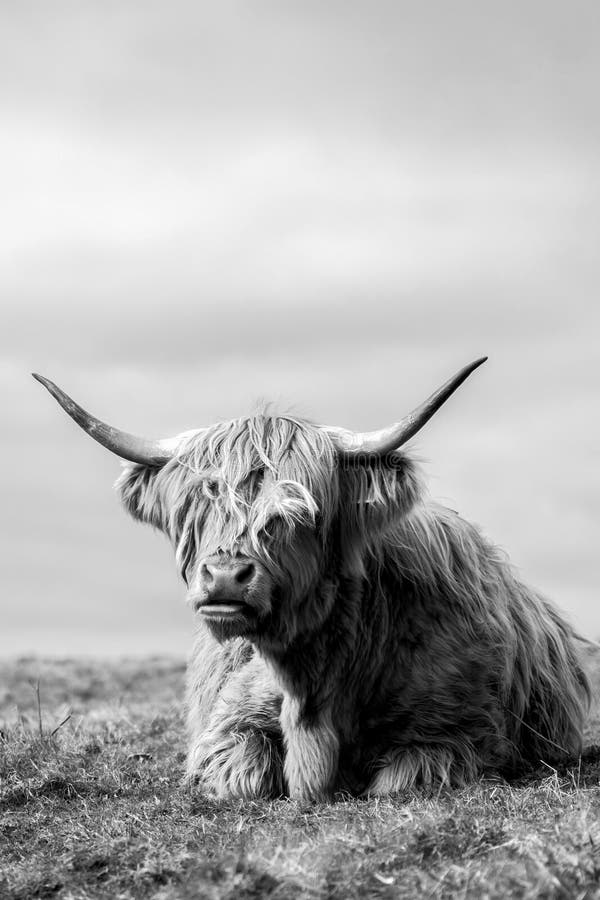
[115, 463, 165, 530]
[339, 452, 422, 532]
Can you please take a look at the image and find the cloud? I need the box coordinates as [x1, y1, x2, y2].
[3, 122, 598, 370]
[4, 1, 600, 147]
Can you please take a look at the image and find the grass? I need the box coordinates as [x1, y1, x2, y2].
[1, 651, 600, 899]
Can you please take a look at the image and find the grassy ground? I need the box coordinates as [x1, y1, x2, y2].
[1, 651, 600, 900]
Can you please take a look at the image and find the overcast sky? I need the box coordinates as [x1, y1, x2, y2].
[2, 1, 599, 654]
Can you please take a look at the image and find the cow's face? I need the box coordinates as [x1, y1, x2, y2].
[117, 414, 421, 644]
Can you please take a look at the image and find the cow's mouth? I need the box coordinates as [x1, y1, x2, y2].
[197, 600, 252, 619]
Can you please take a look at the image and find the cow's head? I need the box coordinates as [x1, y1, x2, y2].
[33, 358, 485, 645]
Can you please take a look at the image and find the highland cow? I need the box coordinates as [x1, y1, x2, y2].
[34, 359, 590, 800]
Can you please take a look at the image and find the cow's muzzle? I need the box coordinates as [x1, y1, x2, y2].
[188, 556, 264, 620]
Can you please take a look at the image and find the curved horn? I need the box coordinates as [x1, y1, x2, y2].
[32, 373, 175, 466]
[326, 357, 487, 457]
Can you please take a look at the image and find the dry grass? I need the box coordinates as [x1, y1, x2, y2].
[1, 650, 600, 900]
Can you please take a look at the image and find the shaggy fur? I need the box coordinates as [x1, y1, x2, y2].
[116, 413, 590, 800]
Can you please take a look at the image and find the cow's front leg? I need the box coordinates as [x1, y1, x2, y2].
[188, 713, 284, 799]
[187, 666, 284, 799]
[280, 697, 339, 800]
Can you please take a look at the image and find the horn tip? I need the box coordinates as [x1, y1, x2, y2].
[32, 373, 69, 408]
[32, 372, 62, 397]
[32, 372, 52, 388]
[465, 356, 488, 376]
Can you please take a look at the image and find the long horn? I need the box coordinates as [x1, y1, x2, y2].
[326, 357, 487, 456]
[32, 373, 175, 466]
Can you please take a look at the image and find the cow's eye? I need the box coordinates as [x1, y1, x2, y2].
[255, 513, 285, 542]
[261, 517, 277, 539]
[203, 479, 220, 499]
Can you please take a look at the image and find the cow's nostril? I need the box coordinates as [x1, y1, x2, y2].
[235, 563, 255, 585]
[201, 563, 214, 583]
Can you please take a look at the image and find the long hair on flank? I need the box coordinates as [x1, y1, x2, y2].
[382, 500, 590, 773]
